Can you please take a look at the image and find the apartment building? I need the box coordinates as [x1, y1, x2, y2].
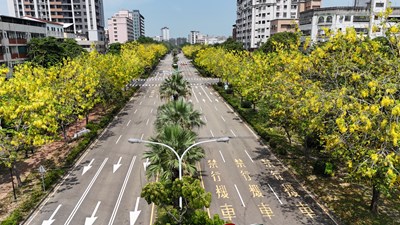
[132, 10, 145, 40]
[161, 27, 169, 41]
[0, 15, 46, 73]
[188, 30, 199, 44]
[7, 0, 105, 42]
[107, 10, 134, 44]
[235, 0, 321, 50]
[299, 0, 399, 43]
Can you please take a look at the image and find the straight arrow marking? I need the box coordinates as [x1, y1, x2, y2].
[113, 157, 122, 173]
[85, 201, 101, 225]
[130, 197, 141, 225]
[42, 204, 62, 225]
[82, 159, 95, 175]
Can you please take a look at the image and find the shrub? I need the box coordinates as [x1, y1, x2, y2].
[225, 88, 233, 94]
[1, 210, 22, 225]
[241, 100, 252, 108]
[313, 160, 335, 177]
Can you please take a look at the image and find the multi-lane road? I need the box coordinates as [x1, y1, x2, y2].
[25, 53, 339, 225]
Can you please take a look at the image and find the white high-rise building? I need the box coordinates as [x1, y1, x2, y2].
[6, 0, 105, 42]
[107, 10, 145, 44]
[188, 31, 200, 44]
[161, 27, 170, 41]
[235, 0, 321, 50]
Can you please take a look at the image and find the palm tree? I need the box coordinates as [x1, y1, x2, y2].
[159, 71, 191, 101]
[155, 98, 205, 132]
[143, 124, 204, 181]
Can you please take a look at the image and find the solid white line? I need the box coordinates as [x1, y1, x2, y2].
[201, 86, 212, 102]
[244, 150, 254, 163]
[210, 130, 214, 137]
[199, 106, 203, 112]
[230, 129, 237, 137]
[140, 133, 144, 140]
[150, 108, 153, 113]
[134, 197, 140, 211]
[108, 156, 137, 225]
[192, 88, 199, 103]
[268, 183, 283, 205]
[134, 109, 138, 114]
[146, 119, 150, 125]
[220, 115, 225, 122]
[219, 151, 226, 163]
[154, 101, 156, 105]
[116, 135, 122, 144]
[244, 123, 259, 139]
[139, 101, 142, 105]
[91, 201, 101, 217]
[64, 158, 108, 225]
[214, 106, 218, 111]
[224, 102, 234, 112]
[127, 120, 131, 126]
[234, 184, 246, 207]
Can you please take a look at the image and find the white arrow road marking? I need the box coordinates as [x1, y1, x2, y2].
[234, 184, 246, 207]
[245, 150, 254, 163]
[65, 158, 108, 225]
[219, 151, 226, 163]
[85, 201, 101, 225]
[82, 159, 95, 175]
[113, 157, 122, 173]
[42, 204, 61, 225]
[143, 158, 150, 171]
[130, 197, 141, 225]
[108, 156, 137, 225]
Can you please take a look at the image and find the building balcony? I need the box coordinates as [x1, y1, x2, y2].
[10, 53, 28, 59]
[0, 55, 4, 61]
[8, 38, 28, 44]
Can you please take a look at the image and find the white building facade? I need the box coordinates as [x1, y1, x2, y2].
[235, 0, 321, 50]
[7, 0, 105, 43]
[161, 27, 169, 41]
[107, 10, 134, 44]
[299, 0, 399, 43]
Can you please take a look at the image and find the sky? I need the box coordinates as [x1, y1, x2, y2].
[1, 0, 399, 38]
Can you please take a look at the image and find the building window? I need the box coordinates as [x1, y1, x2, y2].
[326, 16, 333, 23]
[376, 3, 384, 7]
[344, 15, 351, 22]
[318, 16, 325, 24]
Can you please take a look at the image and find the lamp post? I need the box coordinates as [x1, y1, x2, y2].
[128, 137, 229, 209]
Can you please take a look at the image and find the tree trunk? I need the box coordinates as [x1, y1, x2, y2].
[370, 184, 380, 214]
[284, 125, 292, 145]
[86, 113, 89, 125]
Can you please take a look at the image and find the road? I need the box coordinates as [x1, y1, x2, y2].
[25, 53, 338, 225]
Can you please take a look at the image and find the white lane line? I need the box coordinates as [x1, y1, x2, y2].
[203, 116, 208, 123]
[116, 135, 122, 144]
[191, 87, 199, 103]
[219, 151, 226, 163]
[244, 123, 258, 139]
[244, 150, 254, 163]
[198, 92, 202, 96]
[140, 133, 144, 140]
[146, 119, 150, 125]
[230, 129, 237, 137]
[150, 108, 153, 113]
[200, 86, 212, 102]
[220, 115, 225, 122]
[234, 184, 246, 207]
[134, 109, 138, 114]
[268, 183, 283, 205]
[127, 120, 131, 126]
[108, 156, 137, 225]
[224, 102, 234, 112]
[154, 101, 156, 105]
[199, 106, 203, 112]
[214, 106, 218, 111]
[64, 158, 108, 225]
[139, 101, 142, 105]
[210, 130, 214, 137]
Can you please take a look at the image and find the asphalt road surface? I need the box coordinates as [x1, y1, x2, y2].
[25, 53, 339, 225]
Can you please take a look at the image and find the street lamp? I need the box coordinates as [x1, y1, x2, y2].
[128, 137, 229, 209]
